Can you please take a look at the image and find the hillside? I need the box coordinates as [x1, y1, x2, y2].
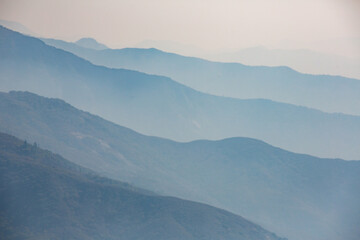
[1, 26, 360, 159]
[0, 132, 285, 240]
[1, 91, 359, 240]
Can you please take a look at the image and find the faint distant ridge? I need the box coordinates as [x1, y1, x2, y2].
[0, 19, 36, 36]
[75, 37, 108, 50]
[135, 39, 207, 57]
[209, 46, 360, 80]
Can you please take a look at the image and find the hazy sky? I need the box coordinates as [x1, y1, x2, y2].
[0, 0, 359, 57]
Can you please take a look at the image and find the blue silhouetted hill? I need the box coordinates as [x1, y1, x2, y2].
[0, 132, 286, 240]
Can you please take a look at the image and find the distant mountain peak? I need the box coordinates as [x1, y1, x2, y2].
[75, 37, 108, 50]
[0, 19, 36, 36]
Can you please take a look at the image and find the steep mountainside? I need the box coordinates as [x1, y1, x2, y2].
[42, 36, 360, 116]
[1, 26, 360, 159]
[1, 91, 359, 240]
[0, 132, 285, 240]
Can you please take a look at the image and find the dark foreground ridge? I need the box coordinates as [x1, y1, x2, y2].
[0, 132, 286, 240]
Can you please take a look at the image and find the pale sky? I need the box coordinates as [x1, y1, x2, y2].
[0, 0, 359, 57]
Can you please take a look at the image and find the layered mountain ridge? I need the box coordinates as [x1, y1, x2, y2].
[42, 35, 360, 116]
[1, 91, 359, 240]
[1, 26, 360, 160]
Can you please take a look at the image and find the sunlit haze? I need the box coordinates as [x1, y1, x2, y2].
[0, 0, 359, 58]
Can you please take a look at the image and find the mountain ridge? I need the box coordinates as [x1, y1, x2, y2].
[41, 34, 360, 116]
[2, 26, 360, 159]
[206, 46, 360, 79]
[1, 90, 359, 240]
[0, 131, 286, 240]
